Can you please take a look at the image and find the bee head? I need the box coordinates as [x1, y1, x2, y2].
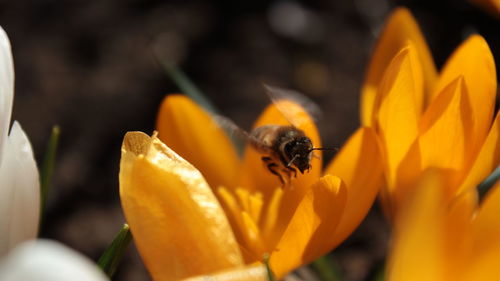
[284, 136, 313, 174]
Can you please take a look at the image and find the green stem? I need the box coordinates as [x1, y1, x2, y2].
[311, 255, 342, 281]
[39, 125, 60, 227]
[98, 224, 133, 278]
[478, 165, 500, 201]
[263, 253, 276, 281]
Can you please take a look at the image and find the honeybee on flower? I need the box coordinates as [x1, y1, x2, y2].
[120, 88, 384, 279]
[216, 85, 336, 186]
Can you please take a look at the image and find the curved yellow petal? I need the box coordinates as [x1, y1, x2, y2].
[431, 35, 497, 155]
[443, 189, 476, 280]
[181, 264, 268, 281]
[375, 44, 423, 187]
[460, 181, 500, 281]
[269, 175, 347, 278]
[469, 0, 500, 18]
[361, 7, 437, 125]
[119, 132, 244, 281]
[156, 94, 240, 189]
[387, 169, 447, 281]
[239, 100, 321, 199]
[324, 127, 384, 246]
[472, 180, 500, 258]
[461, 243, 500, 281]
[459, 111, 500, 193]
[419, 77, 474, 190]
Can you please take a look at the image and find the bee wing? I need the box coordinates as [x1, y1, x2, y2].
[211, 114, 250, 141]
[263, 84, 322, 127]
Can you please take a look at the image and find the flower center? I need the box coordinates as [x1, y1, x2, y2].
[217, 186, 285, 263]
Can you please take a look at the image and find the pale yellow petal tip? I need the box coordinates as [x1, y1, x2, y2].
[122, 131, 152, 156]
[315, 174, 343, 193]
[121, 131, 203, 179]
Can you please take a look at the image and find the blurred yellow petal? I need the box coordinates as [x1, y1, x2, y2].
[461, 243, 500, 281]
[239, 100, 321, 199]
[181, 264, 268, 281]
[419, 77, 474, 190]
[269, 175, 347, 278]
[443, 190, 476, 280]
[156, 94, 240, 189]
[459, 112, 500, 193]
[469, 0, 500, 18]
[375, 44, 423, 187]
[387, 169, 447, 281]
[361, 7, 437, 125]
[324, 127, 384, 247]
[472, 181, 500, 258]
[119, 132, 244, 281]
[431, 35, 497, 154]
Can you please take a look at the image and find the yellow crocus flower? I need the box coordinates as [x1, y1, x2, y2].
[120, 95, 383, 280]
[120, 131, 267, 281]
[387, 169, 500, 281]
[361, 7, 499, 217]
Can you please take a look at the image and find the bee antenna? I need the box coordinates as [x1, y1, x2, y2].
[310, 147, 338, 152]
[286, 154, 300, 167]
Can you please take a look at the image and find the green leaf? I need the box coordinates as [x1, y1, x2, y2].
[478, 165, 500, 201]
[98, 224, 133, 278]
[155, 54, 218, 114]
[372, 267, 385, 281]
[39, 125, 60, 225]
[154, 52, 245, 155]
[263, 253, 276, 281]
[311, 255, 342, 281]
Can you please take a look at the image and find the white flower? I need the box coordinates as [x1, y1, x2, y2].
[0, 240, 109, 281]
[0, 26, 40, 257]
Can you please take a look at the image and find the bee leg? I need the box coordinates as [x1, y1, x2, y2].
[261, 156, 273, 163]
[282, 166, 297, 179]
[262, 156, 287, 186]
[268, 163, 286, 185]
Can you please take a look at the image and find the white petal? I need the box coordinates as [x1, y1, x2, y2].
[0, 26, 14, 160]
[0, 122, 39, 256]
[0, 240, 109, 281]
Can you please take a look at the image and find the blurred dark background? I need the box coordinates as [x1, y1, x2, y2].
[0, 0, 498, 280]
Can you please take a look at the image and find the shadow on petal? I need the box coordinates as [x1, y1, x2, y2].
[156, 94, 240, 190]
[120, 132, 244, 281]
[269, 175, 347, 279]
[323, 127, 384, 252]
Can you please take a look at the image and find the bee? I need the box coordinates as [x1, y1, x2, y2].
[217, 85, 335, 186]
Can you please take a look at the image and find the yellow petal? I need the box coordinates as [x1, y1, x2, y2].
[443, 189, 476, 280]
[375, 44, 423, 187]
[361, 7, 437, 126]
[469, 0, 500, 18]
[461, 243, 500, 281]
[471, 180, 500, 258]
[419, 76, 474, 190]
[324, 127, 384, 247]
[119, 132, 244, 281]
[459, 111, 500, 193]
[181, 264, 268, 281]
[386, 169, 447, 281]
[156, 94, 240, 189]
[239, 100, 321, 199]
[269, 175, 347, 279]
[431, 35, 497, 155]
